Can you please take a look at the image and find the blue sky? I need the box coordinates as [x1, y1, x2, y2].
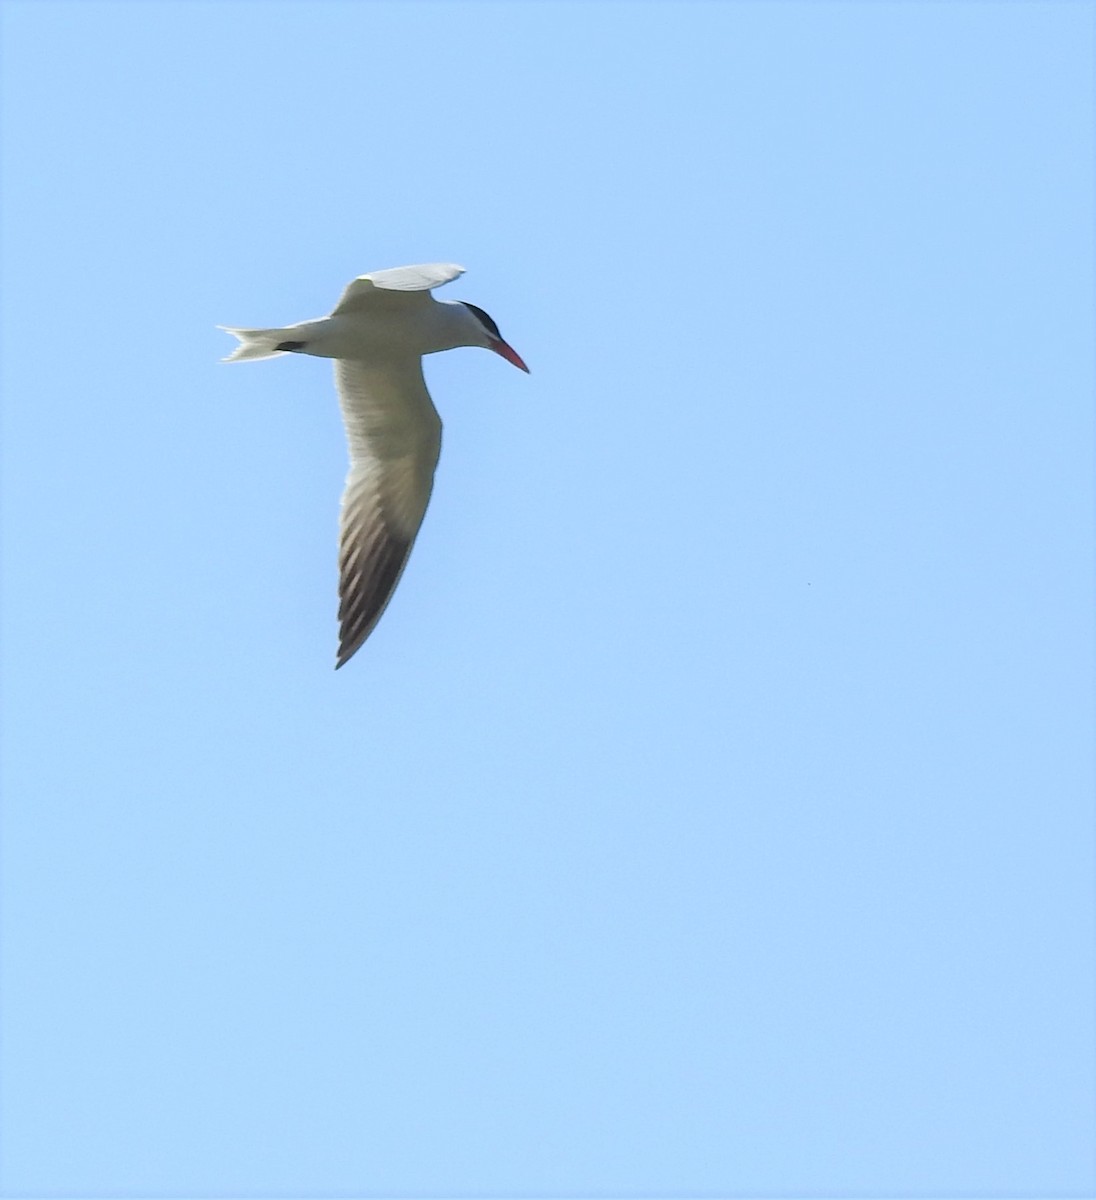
[1, 1, 1093, 1196]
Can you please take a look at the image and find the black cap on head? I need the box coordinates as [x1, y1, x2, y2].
[460, 301, 501, 340]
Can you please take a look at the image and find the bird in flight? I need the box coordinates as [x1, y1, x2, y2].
[220, 263, 529, 669]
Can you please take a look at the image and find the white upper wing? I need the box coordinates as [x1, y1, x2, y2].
[331, 262, 465, 316]
[333, 358, 443, 668]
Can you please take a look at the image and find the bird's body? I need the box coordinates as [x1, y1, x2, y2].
[220, 263, 527, 668]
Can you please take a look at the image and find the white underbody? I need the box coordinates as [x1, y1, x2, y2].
[285, 298, 481, 363]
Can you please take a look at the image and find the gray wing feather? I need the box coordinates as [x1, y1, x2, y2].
[334, 359, 442, 668]
[331, 263, 465, 316]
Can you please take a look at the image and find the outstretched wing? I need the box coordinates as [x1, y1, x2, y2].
[331, 262, 465, 316]
[333, 358, 443, 668]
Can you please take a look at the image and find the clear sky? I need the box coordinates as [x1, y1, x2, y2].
[1, 1, 1093, 1196]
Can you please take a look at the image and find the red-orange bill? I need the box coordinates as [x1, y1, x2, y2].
[491, 338, 530, 373]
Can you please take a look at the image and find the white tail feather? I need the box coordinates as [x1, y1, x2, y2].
[218, 325, 294, 363]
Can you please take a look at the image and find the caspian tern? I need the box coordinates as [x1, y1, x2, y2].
[220, 263, 528, 669]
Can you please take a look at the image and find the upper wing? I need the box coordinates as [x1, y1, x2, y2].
[331, 262, 466, 316]
[333, 358, 443, 668]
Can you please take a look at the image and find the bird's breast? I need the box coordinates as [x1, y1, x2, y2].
[292, 313, 434, 362]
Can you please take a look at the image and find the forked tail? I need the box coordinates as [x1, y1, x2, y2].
[217, 326, 296, 363]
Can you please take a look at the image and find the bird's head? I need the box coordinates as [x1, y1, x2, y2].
[457, 301, 530, 373]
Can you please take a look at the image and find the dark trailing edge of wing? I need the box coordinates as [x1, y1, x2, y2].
[335, 524, 414, 669]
